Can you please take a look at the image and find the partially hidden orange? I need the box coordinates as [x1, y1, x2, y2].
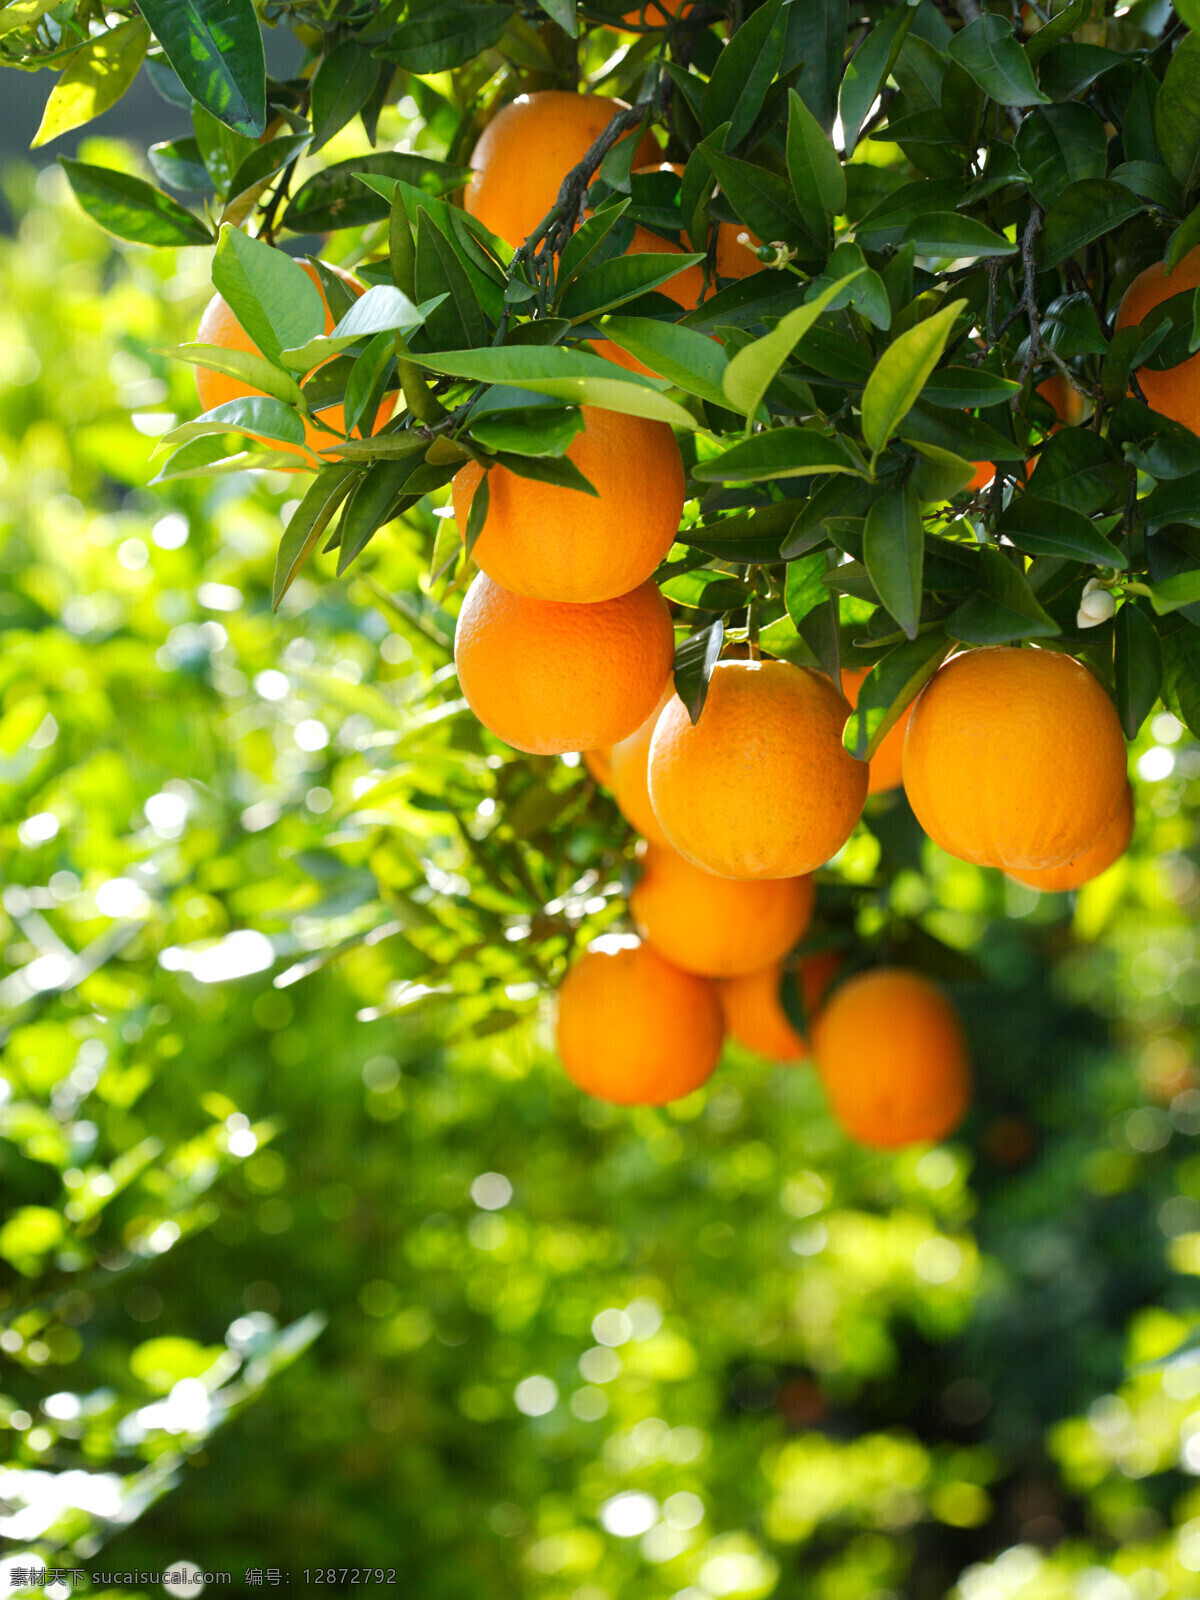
[720, 949, 842, 1063]
[1115, 244, 1200, 434]
[1007, 782, 1134, 891]
[813, 968, 971, 1149]
[609, 686, 675, 845]
[902, 646, 1127, 871]
[967, 375, 1085, 493]
[631, 842, 815, 977]
[840, 667, 911, 795]
[556, 940, 724, 1104]
[647, 660, 868, 880]
[194, 260, 393, 460]
[454, 574, 674, 755]
[464, 92, 658, 247]
[452, 406, 684, 603]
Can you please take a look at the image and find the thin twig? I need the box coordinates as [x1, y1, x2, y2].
[1013, 199, 1044, 403]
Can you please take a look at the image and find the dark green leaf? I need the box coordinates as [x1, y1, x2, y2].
[838, 3, 916, 156]
[341, 331, 397, 441]
[1115, 601, 1163, 736]
[311, 40, 380, 150]
[1164, 621, 1200, 737]
[785, 89, 843, 252]
[899, 213, 1017, 259]
[59, 158, 213, 247]
[148, 137, 211, 193]
[999, 495, 1126, 568]
[921, 369, 1022, 409]
[211, 224, 325, 368]
[786, 0, 846, 132]
[537, 0, 577, 37]
[221, 133, 311, 227]
[1113, 162, 1183, 215]
[468, 407, 584, 457]
[376, 4, 513, 72]
[691, 429, 859, 483]
[1015, 103, 1107, 211]
[805, 244, 890, 330]
[390, 187, 416, 301]
[463, 470, 490, 559]
[854, 179, 970, 247]
[336, 457, 419, 575]
[683, 502, 796, 563]
[950, 547, 1061, 644]
[559, 251, 706, 322]
[1026, 428, 1126, 516]
[1141, 470, 1200, 533]
[945, 13, 1049, 107]
[661, 571, 749, 611]
[702, 0, 787, 148]
[138, 0, 266, 137]
[864, 482, 924, 640]
[1036, 179, 1144, 272]
[416, 209, 490, 348]
[842, 631, 952, 760]
[556, 200, 631, 288]
[191, 102, 255, 195]
[1156, 33, 1200, 197]
[799, 595, 841, 683]
[1023, 0, 1088, 64]
[862, 299, 966, 457]
[704, 150, 810, 251]
[284, 154, 471, 235]
[273, 465, 361, 607]
[492, 452, 598, 495]
[721, 266, 866, 420]
[674, 621, 725, 724]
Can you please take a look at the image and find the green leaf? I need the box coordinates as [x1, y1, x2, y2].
[757, 614, 819, 667]
[138, 0, 266, 137]
[721, 266, 865, 421]
[559, 251, 706, 322]
[191, 102, 255, 195]
[415, 209, 490, 349]
[704, 150, 810, 251]
[899, 213, 1017, 259]
[342, 331, 398, 440]
[0, 0, 58, 36]
[285, 155, 472, 235]
[787, 0, 846, 133]
[703, 0, 787, 147]
[595, 317, 731, 410]
[1015, 103, 1108, 210]
[32, 17, 149, 148]
[1141, 470, 1200, 533]
[897, 402, 1026, 463]
[838, 3, 916, 157]
[1148, 571, 1200, 616]
[1168, 205, 1200, 276]
[376, 4, 513, 72]
[162, 342, 303, 406]
[673, 620, 725, 725]
[537, 0, 577, 37]
[864, 482, 924, 640]
[286, 283, 438, 372]
[1023, 0, 1088, 65]
[211, 224, 326, 368]
[785, 88, 843, 250]
[556, 200, 631, 287]
[998, 495, 1127, 568]
[1115, 601, 1162, 738]
[311, 40, 381, 151]
[842, 631, 952, 760]
[784, 552, 828, 628]
[799, 595, 841, 684]
[691, 428, 860, 483]
[59, 158, 213, 247]
[335, 458, 418, 575]
[1026, 428, 1126, 516]
[404, 346, 699, 430]
[1156, 33, 1200, 198]
[468, 407, 584, 457]
[463, 470, 490, 559]
[148, 137, 211, 194]
[682, 502, 797, 563]
[1035, 179, 1144, 271]
[950, 547, 1060, 644]
[492, 451, 598, 496]
[805, 243, 890, 329]
[921, 368, 1022, 408]
[390, 186, 416, 301]
[1164, 620, 1200, 738]
[221, 133, 312, 228]
[156, 397, 305, 451]
[273, 465, 361, 608]
[945, 13, 1049, 107]
[661, 571, 749, 611]
[861, 298, 966, 458]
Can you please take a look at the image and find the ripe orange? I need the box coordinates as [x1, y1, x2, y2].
[555, 939, 724, 1104]
[1115, 244, 1200, 434]
[720, 949, 841, 1062]
[452, 406, 684, 603]
[454, 573, 674, 755]
[195, 261, 392, 459]
[631, 842, 815, 977]
[464, 92, 658, 247]
[902, 647, 1128, 871]
[813, 968, 970, 1149]
[840, 667, 910, 795]
[647, 660, 869, 880]
[583, 746, 613, 787]
[1007, 782, 1134, 891]
[967, 375, 1084, 492]
[609, 686, 675, 844]
[621, 0, 691, 24]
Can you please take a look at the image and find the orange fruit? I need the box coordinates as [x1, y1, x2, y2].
[720, 949, 841, 1062]
[464, 92, 658, 247]
[902, 647, 1128, 871]
[631, 842, 816, 977]
[454, 573, 674, 755]
[840, 667, 911, 795]
[609, 686, 675, 844]
[194, 261, 392, 460]
[621, 0, 691, 24]
[452, 406, 684, 603]
[647, 660, 868, 880]
[556, 939, 724, 1104]
[813, 968, 970, 1149]
[583, 746, 613, 787]
[1115, 245, 1200, 434]
[967, 375, 1084, 492]
[1007, 781, 1134, 891]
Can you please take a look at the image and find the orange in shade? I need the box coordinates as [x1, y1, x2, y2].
[720, 949, 842, 1062]
[840, 667, 911, 795]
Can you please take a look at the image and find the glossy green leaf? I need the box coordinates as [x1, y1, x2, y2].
[921, 368, 1022, 409]
[148, 137, 211, 194]
[285, 155, 471, 235]
[59, 158, 214, 247]
[556, 201, 631, 287]
[861, 298, 966, 458]
[468, 407, 583, 457]
[336, 458, 419, 575]
[138, 0, 266, 137]
[376, 5, 513, 72]
[702, 0, 787, 147]
[157, 397, 305, 451]
[1015, 103, 1108, 210]
[838, 3, 915, 156]
[864, 482, 924, 640]
[842, 631, 952, 760]
[691, 428, 859, 482]
[1035, 180, 1144, 271]
[950, 547, 1060, 644]
[1156, 33, 1200, 197]
[785, 89, 843, 250]
[212, 224, 325, 369]
[673, 620, 725, 725]
[160, 342, 303, 406]
[311, 40, 381, 150]
[721, 267, 865, 421]
[1115, 601, 1162, 738]
[273, 465, 361, 608]
[415, 209, 490, 350]
[596, 317, 731, 409]
[998, 495, 1126, 568]
[704, 150, 810, 250]
[341, 331, 398, 441]
[945, 13, 1049, 107]
[559, 251, 706, 322]
[32, 17, 148, 148]
[1025, 429, 1126, 516]
[899, 213, 1017, 259]
[787, 0, 846, 133]
[283, 287, 440, 372]
[784, 552, 829, 629]
[221, 134, 312, 228]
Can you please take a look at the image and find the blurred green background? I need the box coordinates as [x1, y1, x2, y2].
[6, 150, 1200, 1600]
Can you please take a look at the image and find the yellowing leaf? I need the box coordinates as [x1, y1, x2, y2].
[33, 18, 150, 148]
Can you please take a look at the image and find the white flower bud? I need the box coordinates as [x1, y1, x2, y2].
[1076, 579, 1115, 629]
